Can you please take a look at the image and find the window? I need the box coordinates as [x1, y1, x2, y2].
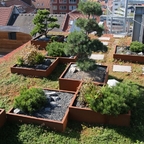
[59, 0, 67, 3]
[51, 0, 57, 3]
[59, 5, 67, 10]
[53, 5, 57, 10]
[69, 5, 76, 10]
[8, 32, 16, 40]
[69, 0, 76, 3]
[60, 12, 66, 14]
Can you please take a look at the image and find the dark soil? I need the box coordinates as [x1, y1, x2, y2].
[63, 64, 107, 83]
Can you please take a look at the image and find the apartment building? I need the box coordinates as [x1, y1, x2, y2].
[50, 0, 79, 14]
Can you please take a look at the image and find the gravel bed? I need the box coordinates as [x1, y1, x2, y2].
[14, 90, 74, 121]
[116, 46, 144, 56]
[63, 65, 107, 83]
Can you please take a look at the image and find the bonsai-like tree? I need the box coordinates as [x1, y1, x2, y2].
[76, 1, 103, 36]
[65, 31, 97, 71]
[31, 9, 60, 38]
[64, 2, 107, 71]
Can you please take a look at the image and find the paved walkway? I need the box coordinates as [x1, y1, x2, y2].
[98, 37, 110, 41]
[113, 65, 132, 72]
[90, 54, 104, 60]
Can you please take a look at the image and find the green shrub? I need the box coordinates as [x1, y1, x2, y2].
[50, 35, 59, 42]
[17, 57, 24, 66]
[130, 41, 144, 52]
[79, 80, 142, 115]
[14, 88, 47, 114]
[76, 59, 96, 71]
[46, 41, 66, 57]
[18, 47, 45, 66]
[34, 53, 45, 64]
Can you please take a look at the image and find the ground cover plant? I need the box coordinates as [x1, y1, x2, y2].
[0, 34, 144, 144]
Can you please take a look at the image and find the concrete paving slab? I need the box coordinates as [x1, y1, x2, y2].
[113, 34, 125, 38]
[90, 54, 104, 60]
[113, 65, 132, 72]
[142, 67, 144, 74]
[98, 37, 110, 41]
[102, 41, 109, 46]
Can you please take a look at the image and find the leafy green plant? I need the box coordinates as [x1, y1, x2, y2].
[14, 88, 47, 114]
[79, 80, 142, 115]
[34, 53, 45, 64]
[130, 41, 144, 52]
[46, 41, 66, 57]
[17, 57, 24, 66]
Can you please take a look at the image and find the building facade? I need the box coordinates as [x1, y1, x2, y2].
[50, 0, 79, 14]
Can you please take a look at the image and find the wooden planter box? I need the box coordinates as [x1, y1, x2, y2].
[31, 35, 64, 49]
[6, 88, 76, 132]
[69, 83, 131, 127]
[0, 109, 6, 127]
[11, 57, 59, 77]
[113, 45, 144, 63]
[59, 62, 109, 92]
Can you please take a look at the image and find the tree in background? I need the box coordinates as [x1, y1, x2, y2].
[76, 1, 104, 36]
[31, 9, 60, 38]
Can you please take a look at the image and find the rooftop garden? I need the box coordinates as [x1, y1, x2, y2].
[0, 3, 144, 144]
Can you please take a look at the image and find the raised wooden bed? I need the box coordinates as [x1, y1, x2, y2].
[69, 83, 131, 127]
[6, 88, 76, 132]
[11, 57, 59, 77]
[59, 62, 109, 92]
[0, 109, 6, 127]
[31, 34, 64, 49]
[113, 45, 144, 63]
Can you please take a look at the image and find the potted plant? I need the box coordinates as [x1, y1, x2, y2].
[59, 31, 108, 91]
[46, 41, 77, 64]
[11, 44, 59, 77]
[69, 80, 142, 126]
[30, 9, 64, 49]
[114, 41, 144, 63]
[58, 1, 108, 91]
[7, 87, 75, 132]
[0, 109, 6, 128]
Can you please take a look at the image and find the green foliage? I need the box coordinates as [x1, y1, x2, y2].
[130, 41, 144, 52]
[34, 53, 45, 64]
[79, 80, 142, 115]
[50, 35, 59, 42]
[17, 57, 24, 66]
[91, 39, 108, 52]
[64, 31, 92, 58]
[76, 1, 103, 36]
[30, 9, 60, 37]
[46, 41, 66, 57]
[14, 88, 47, 114]
[76, 59, 96, 71]
[78, 1, 102, 18]
[19, 48, 45, 66]
[76, 18, 103, 36]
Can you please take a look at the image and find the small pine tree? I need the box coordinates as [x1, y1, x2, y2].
[31, 9, 60, 38]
